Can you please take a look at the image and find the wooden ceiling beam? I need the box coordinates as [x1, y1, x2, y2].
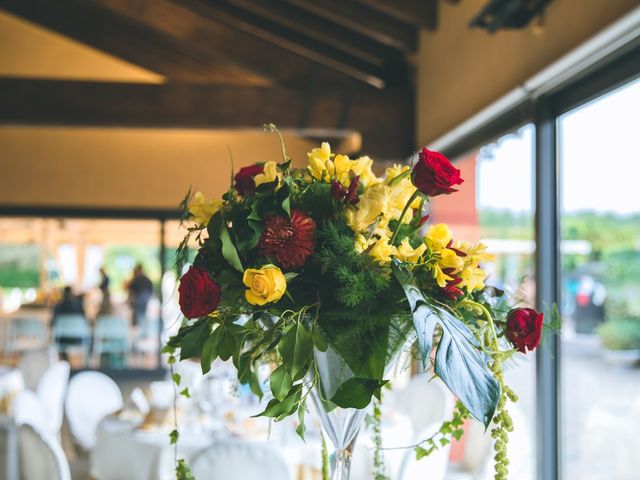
[281, 0, 418, 52]
[351, 0, 439, 30]
[182, 0, 390, 88]
[0, 0, 269, 85]
[222, 0, 405, 63]
[0, 78, 413, 159]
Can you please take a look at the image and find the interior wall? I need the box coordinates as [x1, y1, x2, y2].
[0, 11, 163, 83]
[0, 127, 320, 210]
[417, 0, 638, 145]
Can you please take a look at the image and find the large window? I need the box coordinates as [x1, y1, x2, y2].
[559, 78, 640, 479]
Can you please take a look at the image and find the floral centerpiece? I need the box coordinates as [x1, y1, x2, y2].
[164, 126, 545, 480]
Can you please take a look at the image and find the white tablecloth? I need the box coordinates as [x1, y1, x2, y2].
[91, 406, 413, 480]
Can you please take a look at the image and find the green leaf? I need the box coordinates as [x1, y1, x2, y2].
[330, 377, 387, 409]
[169, 429, 179, 445]
[312, 325, 328, 352]
[172, 373, 181, 385]
[296, 397, 307, 440]
[219, 223, 244, 272]
[171, 318, 211, 360]
[180, 388, 191, 398]
[278, 323, 313, 381]
[452, 428, 465, 441]
[283, 272, 298, 282]
[200, 327, 222, 374]
[415, 446, 428, 460]
[270, 365, 293, 402]
[392, 260, 500, 428]
[254, 384, 302, 419]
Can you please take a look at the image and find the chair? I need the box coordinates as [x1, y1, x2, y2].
[93, 315, 130, 368]
[52, 314, 90, 365]
[190, 440, 291, 480]
[65, 371, 123, 450]
[35, 361, 70, 436]
[18, 346, 58, 391]
[12, 390, 49, 434]
[7, 317, 47, 354]
[390, 375, 454, 438]
[17, 423, 71, 480]
[390, 376, 455, 480]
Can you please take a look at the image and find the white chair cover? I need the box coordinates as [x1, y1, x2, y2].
[35, 361, 70, 436]
[19, 347, 58, 391]
[390, 375, 454, 437]
[12, 391, 49, 434]
[65, 371, 123, 450]
[93, 315, 131, 357]
[398, 422, 452, 480]
[190, 440, 291, 480]
[391, 375, 455, 480]
[18, 423, 71, 480]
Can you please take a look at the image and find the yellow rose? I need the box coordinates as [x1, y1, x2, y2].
[307, 142, 335, 181]
[424, 223, 453, 251]
[243, 265, 287, 306]
[397, 238, 427, 263]
[188, 191, 223, 226]
[345, 184, 391, 232]
[352, 156, 380, 187]
[254, 161, 281, 188]
[459, 266, 488, 292]
[387, 177, 420, 224]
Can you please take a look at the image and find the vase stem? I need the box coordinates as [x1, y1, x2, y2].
[330, 436, 358, 480]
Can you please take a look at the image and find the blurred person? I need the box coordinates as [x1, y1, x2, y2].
[99, 266, 111, 297]
[51, 286, 84, 327]
[97, 267, 113, 316]
[126, 264, 153, 326]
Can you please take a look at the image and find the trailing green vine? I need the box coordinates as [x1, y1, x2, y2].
[371, 398, 389, 480]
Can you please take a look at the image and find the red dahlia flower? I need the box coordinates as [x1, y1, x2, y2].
[234, 164, 264, 196]
[412, 148, 463, 197]
[260, 210, 316, 270]
[178, 266, 221, 318]
[506, 308, 544, 353]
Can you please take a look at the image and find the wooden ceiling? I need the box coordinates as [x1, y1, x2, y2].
[0, 0, 444, 159]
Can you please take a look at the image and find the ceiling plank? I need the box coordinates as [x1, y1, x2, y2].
[181, 0, 389, 88]
[221, 0, 404, 63]
[282, 0, 417, 52]
[0, 78, 414, 159]
[0, 0, 271, 85]
[351, 0, 438, 30]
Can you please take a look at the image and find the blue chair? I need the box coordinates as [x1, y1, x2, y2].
[7, 317, 47, 355]
[93, 316, 130, 368]
[52, 314, 90, 366]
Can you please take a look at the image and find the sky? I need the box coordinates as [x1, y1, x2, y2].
[476, 78, 640, 215]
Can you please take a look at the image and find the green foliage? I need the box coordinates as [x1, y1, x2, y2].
[596, 318, 640, 350]
[414, 400, 469, 459]
[175, 459, 195, 480]
[315, 220, 393, 311]
[393, 262, 500, 428]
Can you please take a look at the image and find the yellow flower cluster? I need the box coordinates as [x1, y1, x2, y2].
[424, 224, 495, 291]
[307, 142, 378, 187]
[188, 191, 223, 226]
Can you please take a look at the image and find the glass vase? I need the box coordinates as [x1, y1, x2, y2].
[309, 343, 410, 480]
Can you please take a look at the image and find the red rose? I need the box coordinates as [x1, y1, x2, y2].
[178, 266, 221, 318]
[506, 308, 544, 353]
[412, 148, 463, 197]
[234, 164, 264, 196]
